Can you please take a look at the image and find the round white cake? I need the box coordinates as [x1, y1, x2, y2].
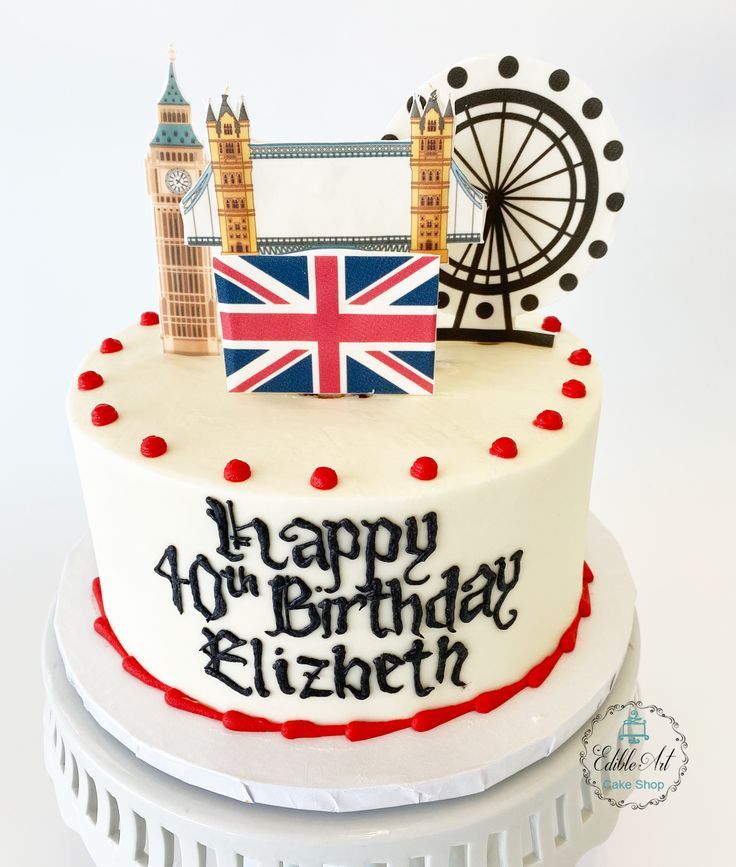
[68, 320, 600, 739]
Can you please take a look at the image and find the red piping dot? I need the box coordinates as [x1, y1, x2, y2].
[410, 456, 438, 480]
[91, 404, 118, 426]
[533, 409, 564, 430]
[141, 435, 167, 458]
[541, 316, 562, 333]
[100, 337, 123, 354]
[489, 437, 518, 458]
[224, 459, 251, 482]
[140, 311, 160, 326]
[568, 348, 592, 366]
[311, 466, 338, 490]
[78, 370, 104, 391]
[562, 379, 587, 398]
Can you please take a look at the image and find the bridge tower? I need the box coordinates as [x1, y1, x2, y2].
[207, 94, 258, 255]
[410, 91, 454, 262]
[145, 48, 219, 355]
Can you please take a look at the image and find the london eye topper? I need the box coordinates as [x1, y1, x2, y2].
[182, 88, 484, 394]
[383, 54, 628, 347]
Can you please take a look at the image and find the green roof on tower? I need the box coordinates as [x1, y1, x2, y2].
[150, 123, 201, 147]
[158, 47, 189, 106]
[151, 48, 201, 148]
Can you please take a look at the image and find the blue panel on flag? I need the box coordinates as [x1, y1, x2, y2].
[253, 355, 314, 393]
[213, 251, 439, 395]
[346, 357, 406, 394]
[344, 256, 413, 298]
[215, 273, 265, 306]
[224, 348, 267, 377]
[390, 276, 439, 307]
[242, 255, 311, 298]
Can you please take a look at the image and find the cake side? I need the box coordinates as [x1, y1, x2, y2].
[68, 321, 601, 730]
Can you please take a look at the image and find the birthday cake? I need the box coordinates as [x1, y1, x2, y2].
[67, 52, 625, 742]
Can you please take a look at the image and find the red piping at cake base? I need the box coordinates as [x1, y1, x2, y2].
[91, 564, 594, 742]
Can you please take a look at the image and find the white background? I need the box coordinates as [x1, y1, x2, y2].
[1, 0, 734, 863]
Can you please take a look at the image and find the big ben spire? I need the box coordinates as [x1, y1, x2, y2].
[159, 47, 188, 106]
[145, 50, 219, 355]
[151, 48, 201, 149]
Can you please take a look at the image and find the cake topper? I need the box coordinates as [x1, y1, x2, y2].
[214, 252, 439, 394]
[384, 55, 627, 346]
[180, 92, 485, 256]
[145, 48, 219, 356]
[165, 52, 625, 390]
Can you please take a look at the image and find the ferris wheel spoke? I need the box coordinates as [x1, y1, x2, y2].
[501, 217, 523, 278]
[466, 236, 489, 283]
[455, 241, 489, 326]
[498, 109, 543, 190]
[464, 109, 496, 192]
[501, 205, 552, 263]
[484, 219, 496, 283]
[503, 201, 574, 239]
[504, 133, 569, 193]
[506, 161, 583, 196]
[493, 212, 513, 328]
[505, 195, 586, 203]
[454, 150, 491, 194]
[450, 243, 475, 276]
[494, 104, 507, 190]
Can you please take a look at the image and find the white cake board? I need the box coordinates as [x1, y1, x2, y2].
[44, 614, 639, 867]
[54, 514, 635, 813]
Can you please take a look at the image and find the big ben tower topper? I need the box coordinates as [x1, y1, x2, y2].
[145, 47, 219, 356]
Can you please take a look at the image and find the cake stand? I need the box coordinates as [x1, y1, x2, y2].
[44, 516, 639, 865]
[44, 614, 638, 867]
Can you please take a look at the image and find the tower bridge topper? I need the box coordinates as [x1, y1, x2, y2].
[180, 87, 486, 395]
[181, 89, 484, 259]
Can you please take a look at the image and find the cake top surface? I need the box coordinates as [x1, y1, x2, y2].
[69, 319, 600, 500]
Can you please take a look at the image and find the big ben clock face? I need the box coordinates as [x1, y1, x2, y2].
[165, 167, 192, 196]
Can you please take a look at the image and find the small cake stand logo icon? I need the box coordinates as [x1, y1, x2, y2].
[580, 700, 688, 809]
[618, 707, 649, 745]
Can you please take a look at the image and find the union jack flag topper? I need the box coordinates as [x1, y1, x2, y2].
[213, 252, 440, 394]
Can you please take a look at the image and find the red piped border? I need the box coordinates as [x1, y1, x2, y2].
[90, 564, 594, 742]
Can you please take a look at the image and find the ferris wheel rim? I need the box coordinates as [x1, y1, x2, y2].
[442, 91, 598, 296]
